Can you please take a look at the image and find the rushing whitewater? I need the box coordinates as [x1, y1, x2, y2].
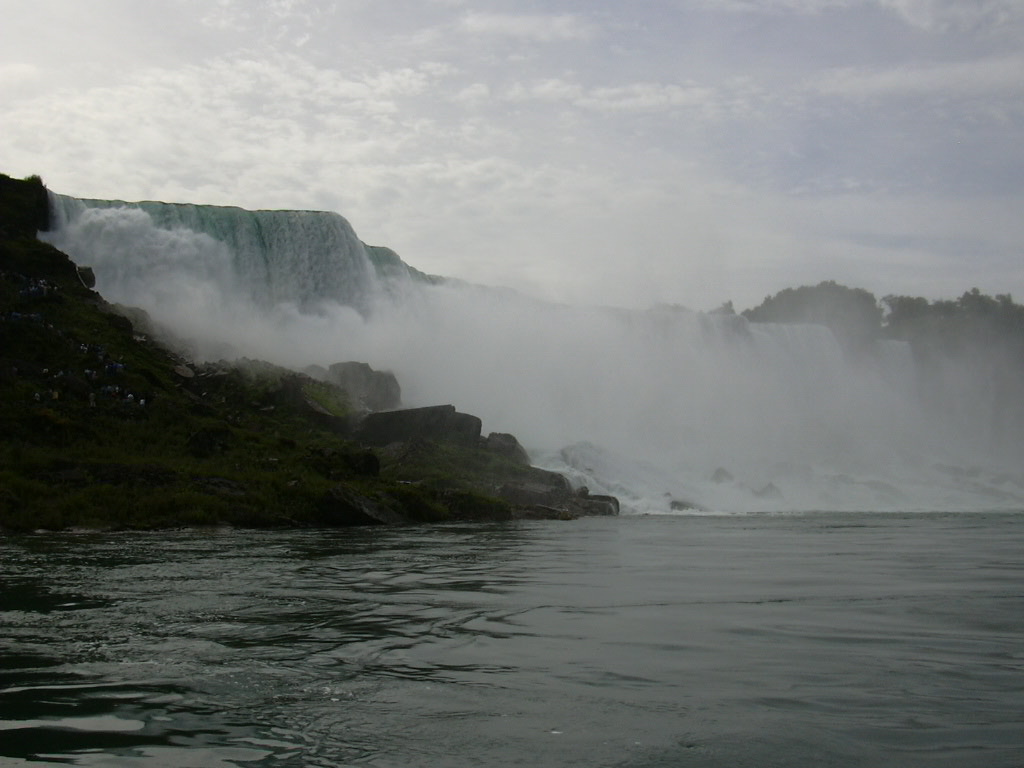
[41, 195, 1024, 513]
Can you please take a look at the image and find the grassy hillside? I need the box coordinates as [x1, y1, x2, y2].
[0, 174, 567, 532]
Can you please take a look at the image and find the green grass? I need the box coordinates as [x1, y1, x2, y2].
[0, 173, 536, 531]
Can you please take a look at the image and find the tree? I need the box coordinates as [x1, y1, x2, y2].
[742, 281, 882, 351]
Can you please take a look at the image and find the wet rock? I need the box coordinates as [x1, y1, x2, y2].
[575, 491, 619, 516]
[754, 482, 783, 500]
[318, 484, 409, 526]
[76, 266, 96, 288]
[498, 468, 573, 507]
[484, 432, 530, 465]
[499, 472, 619, 518]
[711, 467, 734, 484]
[327, 361, 401, 412]
[356, 404, 481, 447]
[303, 364, 330, 381]
[670, 498, 702, 511]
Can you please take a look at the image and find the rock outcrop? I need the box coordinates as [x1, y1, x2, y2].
[497, 472, 619, 518]
[356, 404, 482, 447]
[327, 361, 401, 412]
[318, 484, 410, 526]
[0, 173, 619, 530]
[483, 432, 530, 465]
[358, 405, 621, 520]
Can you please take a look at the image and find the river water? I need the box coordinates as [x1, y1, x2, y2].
[2, 513, 1022, 767]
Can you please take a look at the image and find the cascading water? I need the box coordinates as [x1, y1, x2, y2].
[46, 195, 388, 311]
[40, 195, 1024, 513]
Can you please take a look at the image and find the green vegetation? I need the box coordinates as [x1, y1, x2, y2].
[882, 288, 1024, 357]
[742, 281, 883, 351]
[9, 167, 1018, 530]
[0, 173, 533, 532]
[743, 280, 1024, 364]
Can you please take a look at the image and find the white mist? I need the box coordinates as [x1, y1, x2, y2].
[42, 196, 1024, 513]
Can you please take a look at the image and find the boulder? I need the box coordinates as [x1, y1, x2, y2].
[277, 375, 351, 433]
[711, 467, 734, 484]
[497, 468, 573, 507]
[575, 495, 619, 516]
[574, 486, 619, 516]
[669, 498, 703, 511]
[497, 470, 617, 517]
[754, 482, 784, 500]
[76, 266, 96, 289]
[303, 364, 330, 381]
[318, 484, 409, 526]
[327, 361, 401, 412]
[356, 404, 481, 447]
[484, 432, 530, 465]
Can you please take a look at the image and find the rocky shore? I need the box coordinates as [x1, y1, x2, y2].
[0, 173, 618, 531]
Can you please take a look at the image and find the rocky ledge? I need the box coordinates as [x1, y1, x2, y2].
[349, 404, 619, 522]
[0, 173, 617, 531]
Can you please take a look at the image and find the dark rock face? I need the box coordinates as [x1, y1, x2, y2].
[755, 482, 783, 500]
[711, 467, 734, 484]
[574, 486, 620, 516]
[498, 468, 572, 507]
[0, 174, 49, 238]
[484, 432, 530, 465]
[497, 472, 619, 518]
[276, 375, 351, 433]
[327, 361, 401, 412]
[356, 404, 482, 447]
[669, 498, 703, 511]
[318, 484, 409, 526]
[303, 364, 329, 380]
[581, 496, 619, 516]
[76, 266, 96, 289]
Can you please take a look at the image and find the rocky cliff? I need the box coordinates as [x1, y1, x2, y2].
[0, 173, 617, 531]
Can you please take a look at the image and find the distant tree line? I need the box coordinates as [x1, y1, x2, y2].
[738, 281, 1024, 448]
[739, 280, 1024, 362]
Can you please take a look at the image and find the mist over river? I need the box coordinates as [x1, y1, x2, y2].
[3, 513, 1022, 767]
[38, 195, 1024, 513]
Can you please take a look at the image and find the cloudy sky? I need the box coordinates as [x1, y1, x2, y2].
[2, 0, 1022, 311]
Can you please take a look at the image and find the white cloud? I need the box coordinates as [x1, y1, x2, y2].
[4, 0, 1022, 312]
[459, 12, 597, 42]
[876, 0, 1024, 31]
[812, 55, 1024, 98]
[577, 82, 717, 112]
[695, 0, 857, 11]
[503, 77, 747, 121]
[0, 62, 39, 91]
[695, 0, 1024, 29]
[454, 82, 490, 102]
[506, 78, 584, 103]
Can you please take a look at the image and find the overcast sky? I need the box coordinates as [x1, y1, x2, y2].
[2, 0, 1022, 311]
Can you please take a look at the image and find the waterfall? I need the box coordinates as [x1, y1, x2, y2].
[45, 194, 390, 311]
[40, 195, 1024, 512]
